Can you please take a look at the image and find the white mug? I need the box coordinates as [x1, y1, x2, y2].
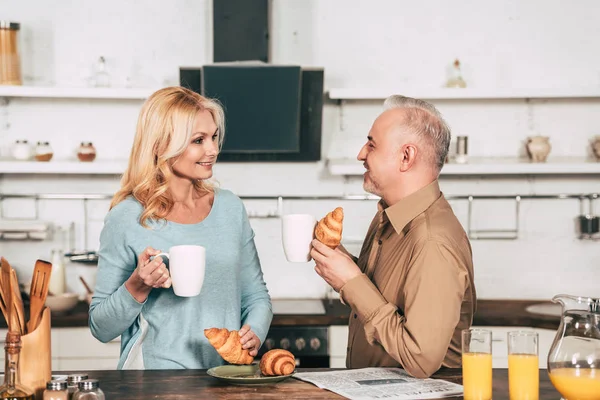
[156, 245, 206, 297]
[281, 214, 317, 263]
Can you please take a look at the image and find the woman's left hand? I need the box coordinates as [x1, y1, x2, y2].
[239, 324, 261, 357]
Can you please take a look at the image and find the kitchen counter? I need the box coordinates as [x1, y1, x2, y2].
[61, 368, 561, 399]
[0, 298, 561, 329]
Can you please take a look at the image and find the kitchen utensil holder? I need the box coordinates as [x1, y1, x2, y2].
[19, 306, 51, 400]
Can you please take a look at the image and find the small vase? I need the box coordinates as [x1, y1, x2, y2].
[526, 136, 551, 163]
[591, 136, 600, 161]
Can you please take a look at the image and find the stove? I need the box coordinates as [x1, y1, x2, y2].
[258, 299, 330, 367]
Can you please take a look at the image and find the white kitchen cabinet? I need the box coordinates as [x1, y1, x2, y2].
[0, 327, 120, 371]
[472, 326, 556, 369]
[328, 325, 348, 368]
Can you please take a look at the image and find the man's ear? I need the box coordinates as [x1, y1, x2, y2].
[398, 143, 418, 172]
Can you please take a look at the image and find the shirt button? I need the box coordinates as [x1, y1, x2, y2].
[353, 313, 357, 319]
[346, 347, 350, 352]
[378, 239, 383, 245]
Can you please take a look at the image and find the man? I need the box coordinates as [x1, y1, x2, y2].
[311, 95, 476, 379]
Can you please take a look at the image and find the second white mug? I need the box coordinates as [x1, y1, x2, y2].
[281, 214, 317, 263]
[156, 245, 206, 297]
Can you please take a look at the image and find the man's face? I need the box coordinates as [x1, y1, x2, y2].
[357, 110, 404, 197]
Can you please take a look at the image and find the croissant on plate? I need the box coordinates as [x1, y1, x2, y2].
[204, 328, 254, 365]
[259, 349, 296, 376]
[314, 207, 344, 249]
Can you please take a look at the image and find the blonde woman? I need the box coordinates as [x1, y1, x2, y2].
[89, 87, 272, 369]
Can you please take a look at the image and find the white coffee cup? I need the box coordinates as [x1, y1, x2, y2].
[155, 245, 206, 297]
[281, 214, 317, 262]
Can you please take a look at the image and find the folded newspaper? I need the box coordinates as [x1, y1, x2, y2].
[293, 368, 463, 400]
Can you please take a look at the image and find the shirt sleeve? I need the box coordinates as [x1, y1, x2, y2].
[89, 212, 146, 343]
[339, 239, 468, 378]
[239, 207, 273, 345]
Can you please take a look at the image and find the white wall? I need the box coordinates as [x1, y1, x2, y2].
[1, 0, 599, 301]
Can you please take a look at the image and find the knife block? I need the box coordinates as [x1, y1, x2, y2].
[19, 306, 51, 400]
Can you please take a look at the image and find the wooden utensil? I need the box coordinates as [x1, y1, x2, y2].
[11, 269, 25, 334]
[79, 275, 93, 294]
[0, 256, 13, 331]
[27, 259, 52, 333]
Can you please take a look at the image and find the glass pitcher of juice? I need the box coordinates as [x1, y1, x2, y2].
[547, 294, 600, 400]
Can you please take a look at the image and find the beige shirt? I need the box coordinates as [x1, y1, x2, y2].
[339, 180, 476, 378]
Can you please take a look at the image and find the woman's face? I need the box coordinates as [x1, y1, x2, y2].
[171, 109, 219, 181]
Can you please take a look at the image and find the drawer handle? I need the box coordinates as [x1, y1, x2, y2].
[492, 339, 504, 342]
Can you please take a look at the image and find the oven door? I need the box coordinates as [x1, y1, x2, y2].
[258, 326, 330, 368]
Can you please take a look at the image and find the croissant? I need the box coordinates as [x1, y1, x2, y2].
[315, 207, 344, 248]
[259, 349, 296, 376]
[204, 328, 254, 365]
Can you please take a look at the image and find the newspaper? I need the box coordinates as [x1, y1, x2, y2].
[293, 368, 463, 400]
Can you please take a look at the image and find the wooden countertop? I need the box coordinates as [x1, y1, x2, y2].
[0, 298, 560, 329]
[62, 368, 561, 399]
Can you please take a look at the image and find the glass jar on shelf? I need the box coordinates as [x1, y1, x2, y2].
[77, 142, 97, 162]
[0, 21, 22, 85]
[35, 141, 54, 162]
[11, 139, 33, 160]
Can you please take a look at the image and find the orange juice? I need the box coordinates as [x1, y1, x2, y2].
[462, 352, 492, 400]
[549, 368, 600, 400]
[508, 354, 539, 400]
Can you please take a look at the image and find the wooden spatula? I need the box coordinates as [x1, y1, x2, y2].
[27, 259, 52, 333]
[11, 269, 25, 334]
[0, 257, 13, 331]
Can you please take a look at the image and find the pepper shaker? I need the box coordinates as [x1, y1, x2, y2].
[44, 380, 69, 400]
[67, 374, 88, 399]
[72, 379, 104, 400]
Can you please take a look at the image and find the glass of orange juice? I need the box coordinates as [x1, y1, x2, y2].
[508, 331, 539, 400]
[462, 328, 492, 400]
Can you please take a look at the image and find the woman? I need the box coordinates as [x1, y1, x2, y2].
[89, 86, 273, 369]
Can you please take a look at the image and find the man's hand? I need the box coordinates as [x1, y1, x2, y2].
[310, 239, 361, 292]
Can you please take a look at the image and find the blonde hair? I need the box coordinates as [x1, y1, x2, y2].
[111, 86, 225, 227]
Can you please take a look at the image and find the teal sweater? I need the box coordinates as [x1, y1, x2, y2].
[89, 188, 273, 369]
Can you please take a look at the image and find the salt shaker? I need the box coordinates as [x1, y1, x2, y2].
[67, 374, 88, 399]
[11, 139, 32, 160]
[77, 142, 97, 162]
[44, 380, 69, 400]
[72, 379, 104, 400]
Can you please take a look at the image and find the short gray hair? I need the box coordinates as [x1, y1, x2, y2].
[383, 95, 451, 171]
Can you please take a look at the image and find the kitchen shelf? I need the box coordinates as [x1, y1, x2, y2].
[0, 160, 127, 174]
[328, 87, 600, 101]
[328, 157, 600, 176]
[0, 86, 156, 100]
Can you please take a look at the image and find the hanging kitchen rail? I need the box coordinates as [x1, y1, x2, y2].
[0, 192, 598, 241]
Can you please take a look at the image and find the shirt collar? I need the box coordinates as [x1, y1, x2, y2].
[382, 180, 442, 234]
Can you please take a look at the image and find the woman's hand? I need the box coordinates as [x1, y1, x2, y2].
[125, 246, 171, 302]
[239, 324, 261, 357]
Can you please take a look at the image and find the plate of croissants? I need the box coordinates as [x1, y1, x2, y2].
[205, 328, 296, 384]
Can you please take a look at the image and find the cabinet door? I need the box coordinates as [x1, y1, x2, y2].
[328, 325, 349, 368]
